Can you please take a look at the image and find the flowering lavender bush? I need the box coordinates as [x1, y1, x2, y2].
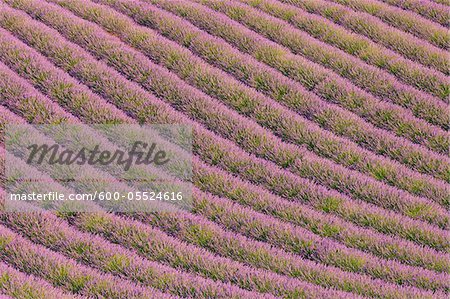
[379, 0, 448, 26]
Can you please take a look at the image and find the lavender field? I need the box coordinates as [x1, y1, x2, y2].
[0, 0, 448, 298]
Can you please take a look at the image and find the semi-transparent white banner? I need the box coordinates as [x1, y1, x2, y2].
[4, 124, 193, 213]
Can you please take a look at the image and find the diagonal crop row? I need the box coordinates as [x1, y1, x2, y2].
[1, 62, 448, 296]
[331, 0, 450, 50]
[233, 0, 448, 101]
[104, 145, 450, 291]
[77, 0, 450, 198]
[277, 0, 449, 74]
[4, 1, 450, 254]
[0, 63, 447, 274]
[0, 261, 80, 299]
[0, 102, 190, 215]
[325, 0, 448, 48]
[103, 0, 450, 194]
[0, 24, 135, 125]
[23, 0, 450, 190]
[66, 211, 446, 298]
[6, 195, 446, 294]
[3, 6, 450, 251]
[0, 62, 193, 184]
[3, 96, 446, 295]
[0, 62, 79, 124]
[7, 155, 445, 298]
[90, 1, 446, 150]
[0, 129, 129, 214]
[0, 105, 27, 130]
[193, 0, 448, 109]
[0, 7, 446, 249]
[0, 196, 84, 299]
[47, 0, 447, 209]
[0, 224, 174, 299]
[380, 0, 449, 25]
[1, 118, 352, 299]
[0, 122, 368, 299]
[5, 0, 448, 222]
[183, 0, 449, 131]
[43, 0, 450, 204]
[2, 57, 446, 288]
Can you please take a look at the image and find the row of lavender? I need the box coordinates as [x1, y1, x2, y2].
[231, 0, 448, 102]
[107, 0, 450, 143]
[0, 44, 442, 299]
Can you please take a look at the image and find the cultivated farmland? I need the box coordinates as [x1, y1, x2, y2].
[0, 0, 448, 298]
